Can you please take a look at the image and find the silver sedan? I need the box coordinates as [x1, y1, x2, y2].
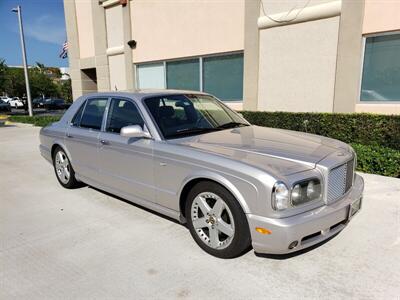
[39, 91, 364, 258]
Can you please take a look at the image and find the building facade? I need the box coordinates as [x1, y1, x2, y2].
[64, 0, 400, 114]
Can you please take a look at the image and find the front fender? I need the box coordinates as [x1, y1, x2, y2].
[179, 170, 259, 215]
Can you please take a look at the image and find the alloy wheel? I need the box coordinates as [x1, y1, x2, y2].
[191, 192, 235, 249]
[55, 150, 71, 184]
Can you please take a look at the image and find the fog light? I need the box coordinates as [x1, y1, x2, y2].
[288, 241, 298, 249]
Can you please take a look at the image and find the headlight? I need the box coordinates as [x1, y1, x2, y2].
[272, 181, 289, 210]
[291, 179, 321, 206]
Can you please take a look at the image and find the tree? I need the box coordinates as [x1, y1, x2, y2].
[0, 59, 69, 101]
[60, 79, 72, 103]
[0, 59, 9, 94]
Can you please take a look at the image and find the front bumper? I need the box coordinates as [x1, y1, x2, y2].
[248, 174, 364, 255]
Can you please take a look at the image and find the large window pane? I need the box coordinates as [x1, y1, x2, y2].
[203, 54, 243, 101]
[106, 99, 144, 133]
[80, 98, 108, 130]
[166, 59, 200, 91]
[137, 63, 165, 89]
[361, 34, 400, 101]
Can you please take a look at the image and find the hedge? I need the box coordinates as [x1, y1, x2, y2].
[242, 111, 400, 177]
[241, 111, 400, 150]
[8, 113, 400, 177]
[351, 143, 400, 178]
[8, 115, 61, 127]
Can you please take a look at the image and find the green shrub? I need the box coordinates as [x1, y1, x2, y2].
[9, 115, 61, 127]
[351, 143, 400, 178]
[241, 111, 400, 150]
[241, 111, 400, 177]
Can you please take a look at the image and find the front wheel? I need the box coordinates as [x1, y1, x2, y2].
[53, 146, 80, 189]
[185, 181, 251, 258]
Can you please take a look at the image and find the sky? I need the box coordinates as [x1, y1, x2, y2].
[0, 0, 68, 67]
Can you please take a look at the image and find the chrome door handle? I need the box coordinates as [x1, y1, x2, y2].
[66, 133, 73, 138]
[100, 140, 109, 145]
[160, 162, 167, 167]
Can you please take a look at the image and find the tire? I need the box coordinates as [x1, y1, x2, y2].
[52, 146, 80, 189]
[185, 181, 251, 258]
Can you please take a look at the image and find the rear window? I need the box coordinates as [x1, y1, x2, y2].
[71, 101, 86, 127]
[79, 98, 108, 130]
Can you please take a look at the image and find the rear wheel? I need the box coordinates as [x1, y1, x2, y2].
[53, 146, 80, 189]
[185, 181, 251, 258]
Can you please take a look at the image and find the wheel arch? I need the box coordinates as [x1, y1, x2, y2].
[178, 172, 252, 222]
[50, 140, 72, 162]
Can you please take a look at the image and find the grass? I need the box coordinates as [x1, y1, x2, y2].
[8, 115, 62, 127]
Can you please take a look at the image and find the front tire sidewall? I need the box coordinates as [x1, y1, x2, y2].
[185, 182, 251, 259]
[52, 147, 78, 189]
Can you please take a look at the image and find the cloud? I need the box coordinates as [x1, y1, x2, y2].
[24, 15, 66, 45]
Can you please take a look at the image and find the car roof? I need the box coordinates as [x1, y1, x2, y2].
[81, 89, 210, 101]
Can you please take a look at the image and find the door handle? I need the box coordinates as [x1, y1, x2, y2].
[100, 139, 110, 145]
[66, 133, 74, 138]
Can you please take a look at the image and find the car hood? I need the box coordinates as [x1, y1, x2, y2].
[173, 126, 350, 176]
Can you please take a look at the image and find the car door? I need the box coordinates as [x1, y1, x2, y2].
[97, 97, 156, 203]
[65, 97, 108, 182]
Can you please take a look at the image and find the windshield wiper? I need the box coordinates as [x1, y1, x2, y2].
[166, 127, 220, 139]
[216, 122, 249, 129]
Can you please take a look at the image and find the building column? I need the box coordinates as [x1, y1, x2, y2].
[63, 0, 83, 99]
[333, 0, 365, 113]
[92, 0, 110, 92]
[243, 0, 260, 111]
[122, 0, 135, 90]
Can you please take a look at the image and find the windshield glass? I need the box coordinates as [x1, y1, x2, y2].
[144, 94, 249, 139]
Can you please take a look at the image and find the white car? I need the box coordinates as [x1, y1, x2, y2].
[9, 97, 24, 108]
[0, 96, 12, 103]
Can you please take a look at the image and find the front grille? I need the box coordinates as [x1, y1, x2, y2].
[327, 158, 354, 203]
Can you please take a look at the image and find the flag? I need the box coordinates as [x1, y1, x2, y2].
[59, 41, 68, 59]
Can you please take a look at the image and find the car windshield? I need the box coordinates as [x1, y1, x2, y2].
[144, 94, 249, 139]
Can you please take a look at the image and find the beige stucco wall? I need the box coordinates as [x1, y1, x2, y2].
[109, 54, 127, 91]
[105, 5, 124, 49]
[257, 0, 339, 112]
[75, 0, 95, 59]
[356, 103, 400, 115]
[363, 0, 400, 34]
[130, 0, 245, 63]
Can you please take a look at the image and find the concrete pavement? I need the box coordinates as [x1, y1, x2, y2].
[1, 125, 399, 299]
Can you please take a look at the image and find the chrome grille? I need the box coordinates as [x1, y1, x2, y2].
[327, 158, 354, 203]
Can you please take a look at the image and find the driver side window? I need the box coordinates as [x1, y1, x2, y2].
[106, 98, 144, 134]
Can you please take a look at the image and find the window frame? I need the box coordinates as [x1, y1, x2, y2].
[103, 96, 149, 136]
[134, 51, 244, 102]
[359, 31, 400, 104]
[70, 97, 109, 132]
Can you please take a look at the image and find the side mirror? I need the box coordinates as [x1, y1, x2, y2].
[120, 125, 151, 139]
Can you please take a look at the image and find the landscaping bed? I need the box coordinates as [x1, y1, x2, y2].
[242, 111, 400, 178]
[8, 112, 400, 177]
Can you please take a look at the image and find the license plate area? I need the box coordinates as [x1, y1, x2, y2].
[348, 197, 362, 220]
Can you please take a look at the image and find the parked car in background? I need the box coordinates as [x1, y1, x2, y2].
[33, 97, 46, 108]
[0, 99, 11, 112]
[0, 96, 12, 103]
[9, 97, 24, 108]
[43, 98, 71, 110]
[39, 91, 364, 258]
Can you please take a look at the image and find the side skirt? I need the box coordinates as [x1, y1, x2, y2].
[75, 173, 182, 222]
